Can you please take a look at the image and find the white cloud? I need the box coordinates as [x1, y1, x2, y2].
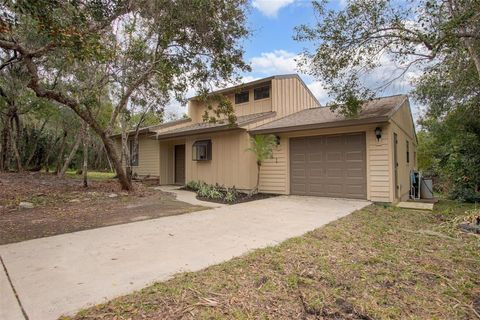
[252, 0, 296, 17]
[250, 50, 299, 75]
[306, 81, 330, 105]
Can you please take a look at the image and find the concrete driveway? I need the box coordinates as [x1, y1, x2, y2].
[0, 192, 369, 320]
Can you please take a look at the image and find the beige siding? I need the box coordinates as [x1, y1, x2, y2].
[187, 84, 273, 123]
[184, 130, 257, 190]
[159, 139, 185, 184]
[367, 124, 391, 202]
[259, 138, 289, 194]
[132, 137, 160, 177]
[389, 100, 417, 201]
[271, 77, 319, 118]
[258, 124, 392, 202]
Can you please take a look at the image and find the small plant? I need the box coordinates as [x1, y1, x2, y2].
[206, 185, 223, 199]
[186, 180, 205, 191]
[224, 186, 238, 203]
[197, 183, 211, 198]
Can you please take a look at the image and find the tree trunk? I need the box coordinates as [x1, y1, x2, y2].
[99, 132, 132, 190]
[9, 124, 23, 172]
[58, 128, 83, 178]
[0, 117, 10, 171]
[25, 119, 48, 168]
[55, 130, 67, 174]
[82, 126, 89, 188]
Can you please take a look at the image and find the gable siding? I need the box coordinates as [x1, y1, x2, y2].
[389, 100, 417, 201]
[271, 77, 320, 118]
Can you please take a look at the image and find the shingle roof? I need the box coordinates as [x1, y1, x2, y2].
[155, 111, 276, 139]
[110, 118, 191, 138]
[250, 95, 408, 134]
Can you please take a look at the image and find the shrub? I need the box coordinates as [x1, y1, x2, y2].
[224, 186, 238, 203]
[186, 180, 204, 191]
[197, 183, 211, 198]
[206, 185, 223, 199]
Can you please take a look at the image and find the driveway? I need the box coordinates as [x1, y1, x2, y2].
[0, 192, 369, 320]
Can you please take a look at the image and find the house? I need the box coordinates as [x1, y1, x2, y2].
[115, 74, 417, 203]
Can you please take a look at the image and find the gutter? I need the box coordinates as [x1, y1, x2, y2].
[249, 116, 390, 135]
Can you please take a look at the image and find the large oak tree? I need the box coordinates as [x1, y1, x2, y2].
[0, 0, 250, 190]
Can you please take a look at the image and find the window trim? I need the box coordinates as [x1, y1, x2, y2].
[254, 85, 270, 100]
[234, 91, 249, 104]
[192, 140, 212, 161]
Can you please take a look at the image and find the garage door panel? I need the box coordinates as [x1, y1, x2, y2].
[290, 133, 366, 199]
[346, 150, 363, 161]
[347, 168, 364, 177]
[310, 168, 324, 178]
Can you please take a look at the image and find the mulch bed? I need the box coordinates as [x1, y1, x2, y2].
[0, 172, 206, 245]
[197, 192, 278, 205]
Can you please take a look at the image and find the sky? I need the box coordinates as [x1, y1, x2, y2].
[165, 0, 421, 122]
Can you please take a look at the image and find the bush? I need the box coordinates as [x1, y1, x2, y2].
[224, 186, 238, 203]
[186, 180, 205, 191]
[193, 181, 239, 202]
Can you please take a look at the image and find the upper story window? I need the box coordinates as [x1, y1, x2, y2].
[235, 91, 249, 104]
[192, 140, 212, 161]
[254, 86, 270, 100]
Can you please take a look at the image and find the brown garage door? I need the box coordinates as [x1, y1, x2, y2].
[290, 133, 366, 199]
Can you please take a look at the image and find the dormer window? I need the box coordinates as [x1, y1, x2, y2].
[235, 91, 249, 104]
[254, 86, 270, 100]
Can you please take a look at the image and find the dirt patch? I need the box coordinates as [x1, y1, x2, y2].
[0, 172, 206, 245]
[68, 201, 480, 320]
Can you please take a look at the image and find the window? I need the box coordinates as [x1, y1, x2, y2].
[129, 139, 139, 166]
[406, 140, 410, 163]
[254, 85, 270, 100]
[235, 91, 249, 104]
[192, 140, 212, 161]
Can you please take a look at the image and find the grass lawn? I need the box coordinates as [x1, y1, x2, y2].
[64, 170, 116, 181]
[70, 201, 479, 320]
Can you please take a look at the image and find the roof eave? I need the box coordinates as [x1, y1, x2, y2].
[249, 116, 390, 135]
[155, 125, 243, 140]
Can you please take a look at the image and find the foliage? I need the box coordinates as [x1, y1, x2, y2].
[0, 0, 251, 189]
[224, 187, 238, 203]
[247, 134, 277, 166]
[190, 180, 239, 203]
[416, 105, 480, 202]
[247, 134, 277, 194]
[186, 180, 206, 192]
[295, 0, 480, 116]
[202, 94, 237, 125]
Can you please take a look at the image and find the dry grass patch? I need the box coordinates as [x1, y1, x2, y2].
[69, 201, 480, 320]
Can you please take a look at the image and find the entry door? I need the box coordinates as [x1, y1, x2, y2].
[290, 132, 367, 199]
[393, 133, 399, 199]
[174, 144, 186, 185]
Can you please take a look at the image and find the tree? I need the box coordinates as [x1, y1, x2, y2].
[247, 134, 277, 195]
[295, 0, 480, 116]
[414, 47, 480, 201]
[0, 0, 250, 190]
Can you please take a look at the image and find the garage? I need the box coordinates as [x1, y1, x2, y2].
[290, 132, 367, 199]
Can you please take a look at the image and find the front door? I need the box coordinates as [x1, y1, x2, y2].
[174, 144, 185, 185]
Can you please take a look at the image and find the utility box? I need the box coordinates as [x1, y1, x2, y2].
[421, 179, 434, 199]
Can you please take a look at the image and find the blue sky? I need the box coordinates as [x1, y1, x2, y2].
[166, 0, 421, 121]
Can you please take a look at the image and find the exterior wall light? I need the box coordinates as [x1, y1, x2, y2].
[275, 135, 281, 145]
[375, 127, 382, 141]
